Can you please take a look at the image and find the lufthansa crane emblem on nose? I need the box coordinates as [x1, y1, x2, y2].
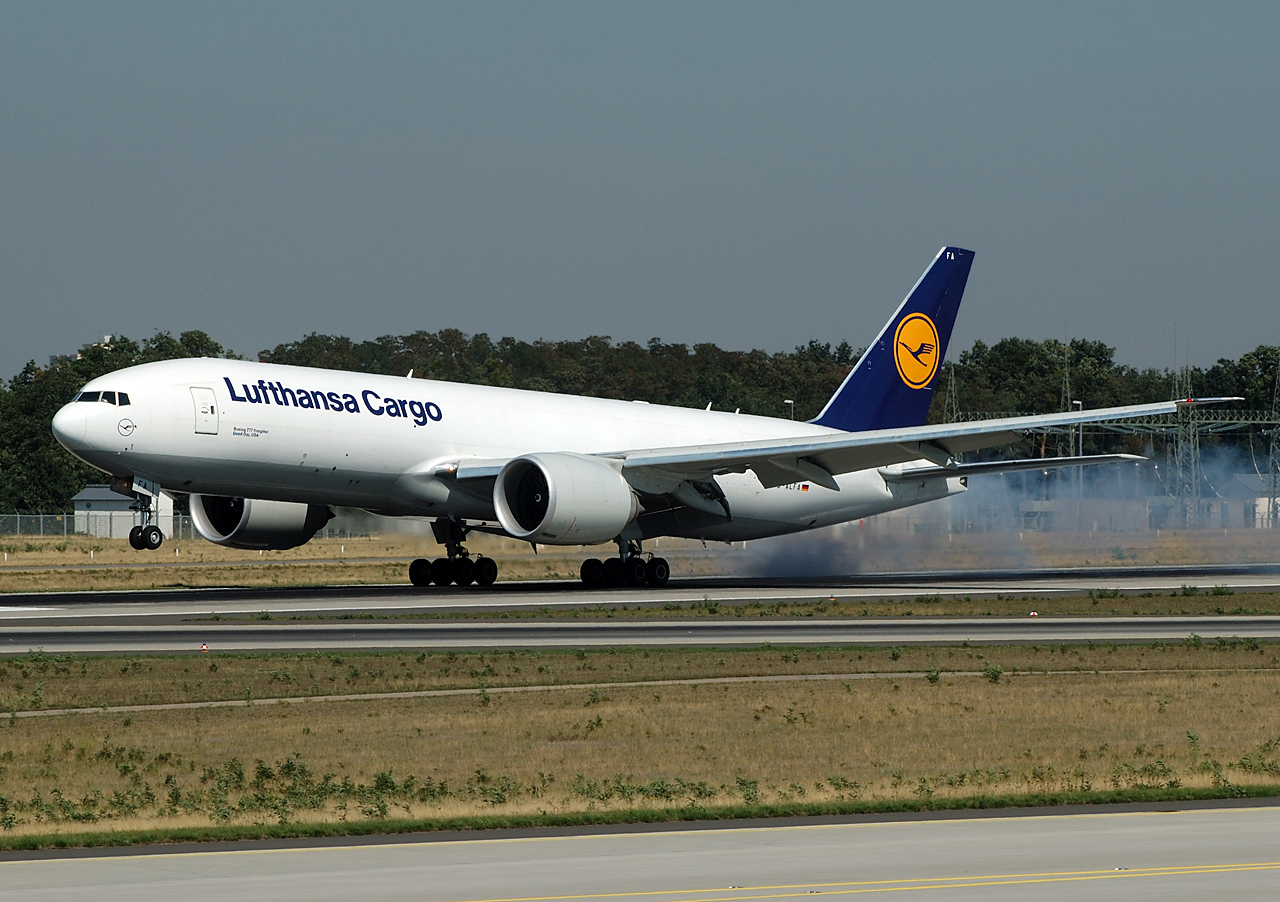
[117, 419, 137, 436]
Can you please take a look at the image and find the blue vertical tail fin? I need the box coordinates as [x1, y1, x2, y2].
[811, 246, 974, 432]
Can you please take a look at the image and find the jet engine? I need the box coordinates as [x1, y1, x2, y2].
[493, 453, 639, 545]
[190, 495, 334, 550]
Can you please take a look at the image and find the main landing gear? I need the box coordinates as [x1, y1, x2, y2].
[408, 518, 498, 588]
[580, 540, 669, 589]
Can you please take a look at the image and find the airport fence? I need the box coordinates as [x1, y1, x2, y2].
[0, 512, 189, 540]
[0, 513, 369, 541]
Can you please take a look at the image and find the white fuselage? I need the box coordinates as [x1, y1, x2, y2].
[52, 358, 963, 543]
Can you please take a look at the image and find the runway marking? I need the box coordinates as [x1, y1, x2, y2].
[434, 862, 1280, 902]
[9, 667, 1276, 719]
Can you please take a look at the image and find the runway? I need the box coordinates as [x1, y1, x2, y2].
[2, 562, 1280, 625]
[2, 614, 1278, 653]
[2, 804, 1278, 901]
[2, 564, 1278, 652]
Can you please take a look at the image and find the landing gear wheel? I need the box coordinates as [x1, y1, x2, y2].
[409, 558, 432, 587]
[452, 557, 475, 587]
[430, 558, 454, 586]
[646, 557, 670, 587]
[623, 556, 648, 587]
[474, 557, 498, 587]
[128, 525, 144, 550]
[601, 557, 624, 588]
[580, 558, 605, 589]
[141, 525, 164, 550]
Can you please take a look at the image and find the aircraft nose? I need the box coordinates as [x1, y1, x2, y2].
[51, 404, 88, 450]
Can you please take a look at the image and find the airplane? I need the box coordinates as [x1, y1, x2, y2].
[51, 246, 1228, 589]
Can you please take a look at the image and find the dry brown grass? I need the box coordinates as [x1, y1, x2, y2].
[4, 642, 1279, 713]
[2, 664, 1279, 838]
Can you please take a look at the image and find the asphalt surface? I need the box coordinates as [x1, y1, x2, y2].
[3, 564, 1279, 652]
[3, 563, 1280, 623]
[2, 804, 1278, 901]
[1, 614, 1277, 653]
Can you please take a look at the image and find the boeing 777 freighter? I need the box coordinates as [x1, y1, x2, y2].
[51, 248, 1222, 588]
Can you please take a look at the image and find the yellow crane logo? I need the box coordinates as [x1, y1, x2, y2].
[893, 313, 940, 389]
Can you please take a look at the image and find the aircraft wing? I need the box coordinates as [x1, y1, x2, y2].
[614, 398, 1236, 492]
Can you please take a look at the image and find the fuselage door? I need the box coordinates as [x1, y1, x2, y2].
[191, 386, 219, 435]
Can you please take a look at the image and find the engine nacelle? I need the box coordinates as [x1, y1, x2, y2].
[190, 495, 334, 550]
[493, 453, 639, 545]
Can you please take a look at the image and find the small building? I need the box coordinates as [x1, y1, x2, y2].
[1229, 474, 1280, 528]
[72, 485, 174, 539]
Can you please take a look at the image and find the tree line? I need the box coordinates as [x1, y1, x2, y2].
[1, 328, 1276, 510]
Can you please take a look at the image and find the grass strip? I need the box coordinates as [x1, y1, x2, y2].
[10, 667, 1278, 720]
[3, 784, 1278, 852]
[5, 667, 1279, 842]
[4, 641, 1277, 713]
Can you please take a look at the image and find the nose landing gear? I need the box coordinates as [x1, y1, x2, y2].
[580, 540, 670, 589]
[128, 524, 164, 550]
[120, 476, 164, 550]
[408, 518, 499, 588]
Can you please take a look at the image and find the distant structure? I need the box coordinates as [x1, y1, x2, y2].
[949, 404, 1280, 531]
[49, 335, 114, 369]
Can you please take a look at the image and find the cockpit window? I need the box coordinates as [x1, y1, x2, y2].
[73, 390, 129, 404]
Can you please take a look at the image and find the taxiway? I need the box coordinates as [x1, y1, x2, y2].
[2, 803, 1277, 901]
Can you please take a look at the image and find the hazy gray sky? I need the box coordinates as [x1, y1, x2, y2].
[3, 2, 1277, 377]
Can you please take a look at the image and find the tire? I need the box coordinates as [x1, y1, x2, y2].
[474, 556, 498, 587]
[624, 556, 649, 587]
[601, 557, 624, 588]
[646, 556, 670, 587]
[408, 558, 432, 587]
[580, 558, 605, 588]
[452, 557, 475, 587]
[430, 558, 454, 586]
[128, 526, 144, 550]
[142, 524, 164, 550]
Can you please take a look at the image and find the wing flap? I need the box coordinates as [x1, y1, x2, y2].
[879, 453, 1145, 482]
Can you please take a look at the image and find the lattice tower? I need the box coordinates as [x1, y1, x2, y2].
[1269, 358, 1280, 527]
[943, 360, 961, 424]
[1058, 342, 1072, 456]
[1170, 366, 1200, 527]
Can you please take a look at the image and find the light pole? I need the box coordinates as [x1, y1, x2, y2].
[784, 399, 794, 420]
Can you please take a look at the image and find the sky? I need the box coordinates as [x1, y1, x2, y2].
[2, 2, 1278, 377]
